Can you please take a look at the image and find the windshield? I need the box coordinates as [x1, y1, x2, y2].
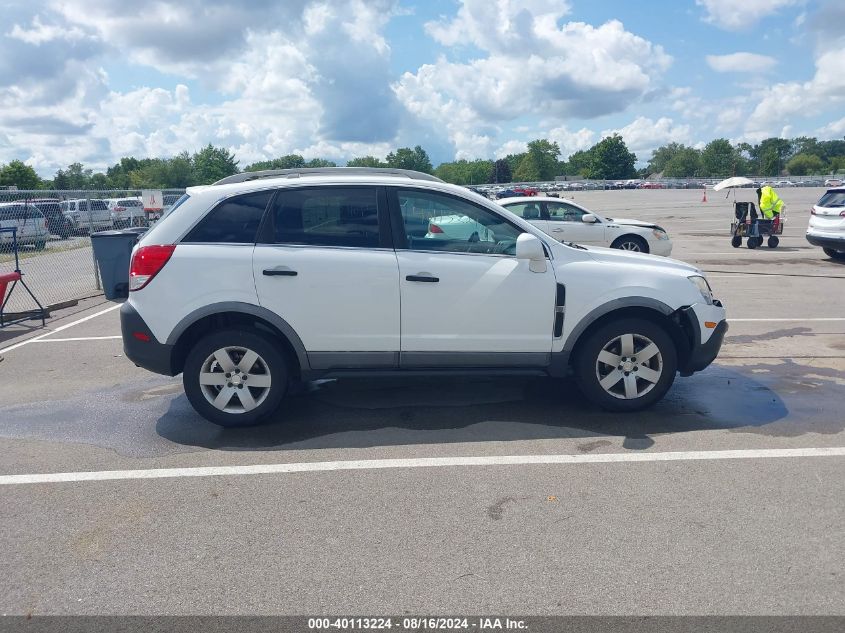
[817, 191, 845, 208]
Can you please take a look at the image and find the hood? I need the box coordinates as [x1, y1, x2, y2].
[582, 244, 700, 275]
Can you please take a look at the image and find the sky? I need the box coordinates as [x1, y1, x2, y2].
[1, 0, 844, 176]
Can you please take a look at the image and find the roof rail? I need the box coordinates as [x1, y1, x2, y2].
[212, 167, 443, 186]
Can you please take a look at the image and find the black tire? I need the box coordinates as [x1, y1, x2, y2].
[747, 237, 759, 249]
[183, 329, 289, 427]
[731, 236, 742, 248]
[823, 247, 845, 261]
[767, 236, 779, 248]
[611, 235, 649, 253]
[574, 317, 678, 412]
[34, 241, 46, 251]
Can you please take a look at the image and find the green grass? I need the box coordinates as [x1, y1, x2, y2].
[0, 239, 91, 265]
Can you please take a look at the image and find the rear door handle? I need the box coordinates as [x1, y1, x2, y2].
[263, 266, 297, 277]
[552, 228, 564, 232]
[406, 273, 439, 283]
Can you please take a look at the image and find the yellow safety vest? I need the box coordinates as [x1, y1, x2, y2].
[759, 186, 784, 219]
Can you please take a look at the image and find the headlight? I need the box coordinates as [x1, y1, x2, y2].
[652, 227, 669, 240]
[688, 275, 713, 305]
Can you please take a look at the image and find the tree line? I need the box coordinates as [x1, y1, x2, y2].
[2, 135, 844, 191]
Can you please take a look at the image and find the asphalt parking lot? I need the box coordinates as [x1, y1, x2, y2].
[0, 189, 843, 616]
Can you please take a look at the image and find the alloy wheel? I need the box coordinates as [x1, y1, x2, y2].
[595, 333, 663, 400]
[199, 346, 272, 413]
[618, 240, 642, 251]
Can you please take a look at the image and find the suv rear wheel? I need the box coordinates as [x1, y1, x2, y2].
[575, 318, 678, 412]
[183, 329, 288, 427]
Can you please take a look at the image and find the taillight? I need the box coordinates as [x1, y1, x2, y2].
[428, 223, 444, 234]
[129, 245, 175, 291]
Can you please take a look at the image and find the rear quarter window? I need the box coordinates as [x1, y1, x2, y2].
[183, 191, 272, 244]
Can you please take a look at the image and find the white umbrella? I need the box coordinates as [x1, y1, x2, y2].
[713, 176, 754, 191]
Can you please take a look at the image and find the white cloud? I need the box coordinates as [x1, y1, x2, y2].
[425, 0, 572, 53]
[601, 117, 692, 159]
[817, 116, 845, 137]
[745, 46, 845, 138]
[547, 125, 595, 159]
[8, 15, 87, 44]
[397, 4, 671, 157]
[705, 52, 777, 73]
[0, 1, 407, 173]
[696, 0, 804, 30]
[495, 140, 528, 158]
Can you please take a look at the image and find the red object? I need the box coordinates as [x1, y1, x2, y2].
[0, 271, 22, 306]
[132, 331, 151, 342]
[772, 215, 781, 232]
[428, 223, 444, 234]
[129, 245, 176, 291]
[702, 190, 707, 203]
[513, 187, 539, 196]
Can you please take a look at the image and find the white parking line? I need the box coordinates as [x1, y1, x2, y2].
[0, 303, 121, 355]
[31, 336, 122, 343]
[2, 447, 843, 486]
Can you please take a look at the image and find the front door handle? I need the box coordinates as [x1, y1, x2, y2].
[406, 273, 439, 283]
[263, 266, 297, 277]
[552, 228, 564, 232]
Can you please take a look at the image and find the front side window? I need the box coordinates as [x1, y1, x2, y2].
[547, 202, 588, 222]
[265, 187, 380, 248]
[397, 190, 523, 255]
[502, 202, 542, 220]
[183, 191, 272, 244]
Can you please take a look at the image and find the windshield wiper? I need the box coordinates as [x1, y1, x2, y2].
[563, 241, 587, 250]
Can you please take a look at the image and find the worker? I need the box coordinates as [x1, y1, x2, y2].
[757, 185, 785, 219]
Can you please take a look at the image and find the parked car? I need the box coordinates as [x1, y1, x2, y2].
[107, 198, 147, 228]
[0, 203, 48, 249]
[60, 199, 112, 233]
[121, 168, 725, 427]
[638, 182, 666, 189]
[807, 186, 845, 260]
[28, 198, 73, 238]
[496, 186, 538, 199]
[824, 179, 843, 187]
[499, 196, 673, 256]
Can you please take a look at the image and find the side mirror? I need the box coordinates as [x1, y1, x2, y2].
[582, 214, 598, 223]
[516, 233, 547, 273]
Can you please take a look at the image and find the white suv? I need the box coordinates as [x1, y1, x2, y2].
[807, 187, 845, 260]
[120, 168, 727, 427]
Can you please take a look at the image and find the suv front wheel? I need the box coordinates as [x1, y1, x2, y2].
[575, 318, 678, 411]
[183, 329, 288, 427]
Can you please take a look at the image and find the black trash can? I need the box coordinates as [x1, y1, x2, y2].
[90, 228, 148, 300]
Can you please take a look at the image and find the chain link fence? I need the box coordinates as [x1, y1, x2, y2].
[0, 189, 184, 315]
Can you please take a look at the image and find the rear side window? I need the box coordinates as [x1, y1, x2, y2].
[503, 202, 542, 219]
[818, 191, 845, 208]
[264, 187, 380, 248]
[91, 200, 108, 211]
[184, 191, 272, 244]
